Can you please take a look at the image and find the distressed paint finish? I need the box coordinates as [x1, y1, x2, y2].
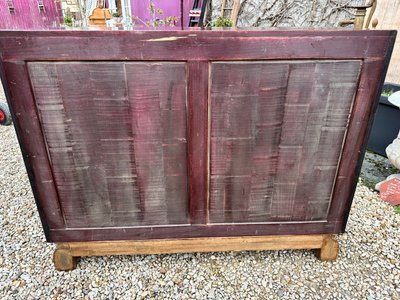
[0, 0, 61, 29]
[209, 61, 361, 223]
[0, 30, 395, 242]
[188, 61, 209, 224]
[28, 62, 189, 228]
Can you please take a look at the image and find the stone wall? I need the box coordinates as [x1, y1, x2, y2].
[211, 0, 364, 28]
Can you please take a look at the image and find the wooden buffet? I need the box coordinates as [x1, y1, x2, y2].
[0, 29, 396, 270]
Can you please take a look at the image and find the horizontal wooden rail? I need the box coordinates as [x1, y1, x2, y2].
[53, 234, 339, 270]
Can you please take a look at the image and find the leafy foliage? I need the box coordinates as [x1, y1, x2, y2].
[212, 16, 233, 27]
[381, 89, 394, 97]
[63, 16, 73, 27]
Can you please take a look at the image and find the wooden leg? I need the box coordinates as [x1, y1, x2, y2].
[316, 235, 339, 261]
[53, 245, 77, 271]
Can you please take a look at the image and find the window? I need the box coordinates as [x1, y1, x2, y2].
[7, 0, 15, 13]
[37, 0, 45, 12]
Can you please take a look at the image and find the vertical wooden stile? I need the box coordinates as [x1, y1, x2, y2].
[188, 61, 209, 224]
[1, 61, 65, 233]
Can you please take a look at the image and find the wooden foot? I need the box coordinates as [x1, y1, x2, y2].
[316, 235, 339, 261]
[53, 245, 77, 271]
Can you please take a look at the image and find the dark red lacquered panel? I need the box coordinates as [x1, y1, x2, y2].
[209, 60, 362, 223]
[0, 30, 394, 242]
[28, 62, 189, 228]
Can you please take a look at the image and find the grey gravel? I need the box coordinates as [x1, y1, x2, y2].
[0, 95, 399, 299]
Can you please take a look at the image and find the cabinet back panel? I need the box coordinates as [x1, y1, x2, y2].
[209, 61, 362, 223]
[28, 62, 189, 228]
[0, 30, 394, 242]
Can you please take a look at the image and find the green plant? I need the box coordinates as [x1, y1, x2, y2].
[112, 12, 121, 18]
[63, 16, 73, 27]
[212, 16, 233, 27]
[395, 205, 400, 214]
[382, 89, 394, 97]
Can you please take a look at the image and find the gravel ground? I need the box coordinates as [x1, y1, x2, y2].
[0, 98, 399, 299]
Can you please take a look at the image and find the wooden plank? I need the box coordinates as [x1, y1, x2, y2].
[327, 58, 390, 229]
[188, 61, 209, 224]
[1, 61, 64, 235]
[220, 0, 227, 16]
[53, 234, 339, 270]
[0, 31, 395, 62]
[231, 0, 241, 26]
[125, 62, 189, 225]
[209, 62, 287, 222]
[0, 29, 394, 38]
[61, 234, 329, 256]
[27, 61, 189, 228]
[209, 60, 361, 223]
[28, 62, 94, 228]
[270, 62, 315, 220]
[89, 63, 140, 226]
[56, 63, 113, 227]
[300, 61, 362, 221]
[48, 221, 340, 242]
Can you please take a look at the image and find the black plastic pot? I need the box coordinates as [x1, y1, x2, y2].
[367, 83, 400, 157]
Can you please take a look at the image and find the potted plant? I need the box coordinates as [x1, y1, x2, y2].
[367, 82, 400, 156]
[112, 12, 123, 25]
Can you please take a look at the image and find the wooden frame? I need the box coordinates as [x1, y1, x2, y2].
[0, 30, 395, 269]
[53, 234, 339, 271]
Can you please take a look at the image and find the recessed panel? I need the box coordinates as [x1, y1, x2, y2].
[28, 62, 189, 228]
[209, 60, 362, 223]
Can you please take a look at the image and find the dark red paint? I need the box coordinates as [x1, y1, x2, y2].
[0, 29, 396, 242]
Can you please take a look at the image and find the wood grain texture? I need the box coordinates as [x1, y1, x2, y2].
[209, 60, 361, 223]
[1, 61, 64, 237]
[0, 30, 395, 243]
[53, 246, 77, 271]
[316, 235, 339, 261]
[327, 59, 390, 230]
[54, 233, 334, 270]
[28, 62, 189, 228]
[0, 30, 395, 63]
[61, 234, 329, 256]
[188, 61, 209, 224]
[48, 221, 337, 242]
